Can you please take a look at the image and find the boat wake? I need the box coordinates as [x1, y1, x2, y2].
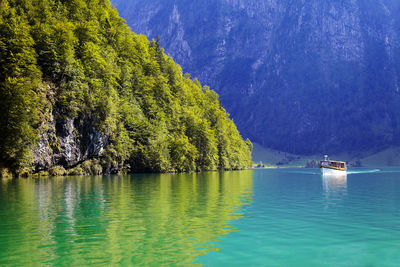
[346, 169, 381, 175]
[284, 168, 382, 176]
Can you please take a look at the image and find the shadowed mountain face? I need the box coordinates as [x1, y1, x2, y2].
[113, 0, 400, 155]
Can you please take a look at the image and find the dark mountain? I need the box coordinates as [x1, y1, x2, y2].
[113, 0, 400, 155]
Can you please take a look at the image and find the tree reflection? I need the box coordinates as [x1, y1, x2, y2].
[0, 171, 253, 266]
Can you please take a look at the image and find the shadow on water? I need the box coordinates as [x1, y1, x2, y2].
[0, 171, 253, 266]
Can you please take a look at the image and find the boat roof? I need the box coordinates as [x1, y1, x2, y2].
[321, 160, 346, 164]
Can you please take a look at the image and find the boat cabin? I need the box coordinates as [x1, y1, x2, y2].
[320, 155, 347, 171]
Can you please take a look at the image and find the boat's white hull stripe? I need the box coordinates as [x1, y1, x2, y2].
[321, 167, 346, 175]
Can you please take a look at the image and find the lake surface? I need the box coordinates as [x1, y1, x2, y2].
[1, 168, 400, 266]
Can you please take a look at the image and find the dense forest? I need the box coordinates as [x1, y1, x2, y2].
[0, 0, 252, 177]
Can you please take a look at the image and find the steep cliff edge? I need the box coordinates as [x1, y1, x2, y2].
[113, 0, 400, 155]
[0, 0, 252, 177]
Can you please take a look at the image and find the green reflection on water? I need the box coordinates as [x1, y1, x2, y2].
[0, 171, 253, 266]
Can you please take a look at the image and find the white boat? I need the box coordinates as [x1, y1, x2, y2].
[320, 155, 346, 175]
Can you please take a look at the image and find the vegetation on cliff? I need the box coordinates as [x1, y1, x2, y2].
[0, 0, 252, 176]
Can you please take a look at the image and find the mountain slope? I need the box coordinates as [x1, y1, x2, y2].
[113, 0, 400, 155]
[0, 0, 251, 176]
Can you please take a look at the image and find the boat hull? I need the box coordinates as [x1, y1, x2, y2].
[321, 167, 346, 176]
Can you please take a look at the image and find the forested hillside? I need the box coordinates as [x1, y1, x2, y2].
[0, 0, 252, 176]
[113, 0, 400, 156]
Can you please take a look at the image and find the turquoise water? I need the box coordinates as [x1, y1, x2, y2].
[201, 168, 400, 266]
[1, 169, 400, 266]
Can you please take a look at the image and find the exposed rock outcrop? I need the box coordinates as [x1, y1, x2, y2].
[32, 86, 108, 173]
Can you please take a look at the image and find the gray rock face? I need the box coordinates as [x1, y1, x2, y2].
[33, 100, 107, 171]
[113, 0, 400, 154]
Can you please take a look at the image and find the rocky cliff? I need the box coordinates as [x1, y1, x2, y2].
[32, 85, 108, 173]
[113, 0, 400, 155]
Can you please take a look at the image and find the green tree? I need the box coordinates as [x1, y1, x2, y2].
[0, 2, 41, 172]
